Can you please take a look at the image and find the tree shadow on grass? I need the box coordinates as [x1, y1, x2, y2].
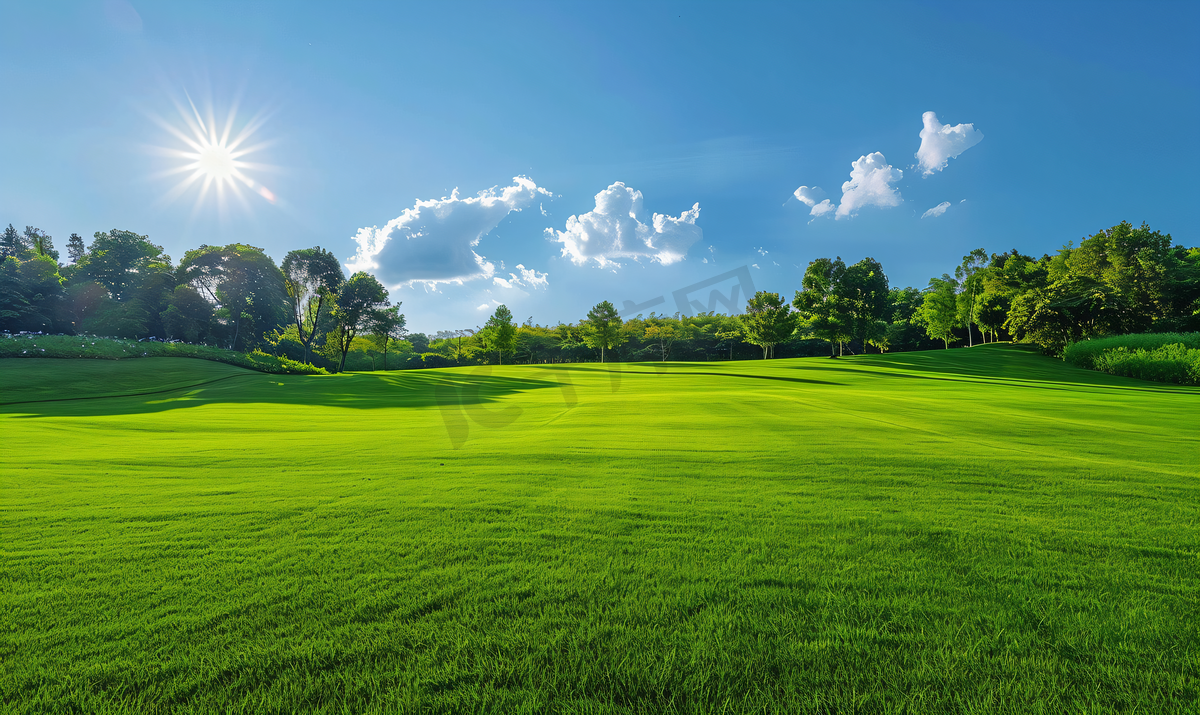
[0, 368, 571, 419]
[534, 363, 841, 387]
[784, 344, 1200, 394]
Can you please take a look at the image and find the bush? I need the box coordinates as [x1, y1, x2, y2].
[0, 334, 328, 375]
[1090, 343, 1200, 385]
[1062, 332, 1200, 370]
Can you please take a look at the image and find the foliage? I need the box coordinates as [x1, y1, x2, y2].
[955, 248, 988, 346]
[1089, 342, 1200, 384]
[792, 257, 850, 355]
[178, 243, 289, 352]
[0, 333, 327, 374]
[365, 304, 407, 370]
[281, 246, 345, 365]
[1062, 332, 1200, 369]
[583, 300, 625, 362]
[79, 229, 171, 302]
[742, 291, 798, 359]
[328, 271, 390, 372]
[915, 275, 960, 349]
[481, 304, 516, 364]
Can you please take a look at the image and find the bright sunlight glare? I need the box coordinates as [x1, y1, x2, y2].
[149, 94, 279, 216]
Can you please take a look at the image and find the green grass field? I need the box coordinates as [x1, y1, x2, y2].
[2, 345, 1197, 713]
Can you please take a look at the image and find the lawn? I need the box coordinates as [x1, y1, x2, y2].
[1, 345, 1197, 713]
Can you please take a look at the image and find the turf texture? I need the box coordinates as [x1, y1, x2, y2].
[1, 345, 1197, 713]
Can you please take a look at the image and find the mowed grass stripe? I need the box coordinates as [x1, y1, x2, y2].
[1, 345, 1197, 713]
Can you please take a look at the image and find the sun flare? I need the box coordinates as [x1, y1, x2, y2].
[150, 95, 278, 213]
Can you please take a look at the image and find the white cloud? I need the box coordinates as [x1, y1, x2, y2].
[836, 152, 903, 219]
[792, 186, 823, 206]
[810, 199, 835, 217]
[545, 182, 702, 268]
[916, 111, 983, 177]
[347, 176, 551, 287]
[792, 186, 837, 219]
[922, 201, 951, 219]
[476, 303, 492, 311]
[492, 264, 549, 290]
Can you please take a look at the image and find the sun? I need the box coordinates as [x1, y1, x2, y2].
[150, 94, 278, 213]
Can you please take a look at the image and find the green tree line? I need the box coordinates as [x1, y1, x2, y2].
[3, 220, 1196, 370]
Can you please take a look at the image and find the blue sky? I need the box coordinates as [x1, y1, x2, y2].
[2, 0, 1197, 332]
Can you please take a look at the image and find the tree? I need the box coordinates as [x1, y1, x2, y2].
[916, 275, 960, 348]
[80, 229, 171, 302]
[643, 315, 692, 361]
[24, 227, 58, 262]
[793, 257, 852, 356]
[714, 318, 745, 361]
[955, 248, 988, 346]
[66, 233, 87, 265]
[841, 257, 889, 353]
[160, 285, 214, 343]
[281, 247, 345, 365]
[178, 244, 289, 351]
[742, 291, 798, 359]
[329, 271, 390, 372]
[1, 224, 27, 260]
[365, 304, 406, 370]
[975, 293, 1008, 343]
[583, 300, 626, 362]
[481, 304, 517, 364]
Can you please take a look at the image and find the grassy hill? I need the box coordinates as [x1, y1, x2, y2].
[2, 345, 1197, 713]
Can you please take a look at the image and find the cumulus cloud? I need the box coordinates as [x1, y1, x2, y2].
[922, 201, 951, 219]
[810, 199, 835, 217]
[492, 264, 549, 290]
[346, 176, 551, 287]
[916, 111, 983, 176]
[836, 152, 903, 219]
[792, 185, 838, 219]
[546, 182, 702, 268]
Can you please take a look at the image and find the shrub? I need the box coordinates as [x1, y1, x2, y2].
[1062, 332, 1200, 370]
[1089, 343, 1200, 385]
[0, 334, 328, 375]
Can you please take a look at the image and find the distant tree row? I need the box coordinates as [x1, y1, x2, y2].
[0, 226, 403, 372]
[3, 220, 1196, 369]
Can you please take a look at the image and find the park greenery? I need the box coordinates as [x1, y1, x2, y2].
[2, 345, 1196, 712]
[2, 221, 1198, 382]
[3, 219, 1196, 710]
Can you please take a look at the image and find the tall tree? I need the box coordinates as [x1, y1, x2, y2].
[643, 315, 692, 361]
[714, 317, 745, 361]
[975, 293, 1008, 343]
[954, 248, 988, 346]
[916, 275, 960, 348]
[1, 224, 23, 260]
[24, 227, 58, 262]
[160, 285, 214, 343]
[742, 291, 798, 359]
[178, 244, 288, 351]
[365, 304, 406, 370]
[793, 257, 851, 356]
[329, 272, 390, 372]
[66, 233, 87, 265]
[583, 300, 625, 362]
[841, 256, 890, 353]
[281, 247, 345, 365]
[80, 229, 171, 302]
[482, 304, 517, 364]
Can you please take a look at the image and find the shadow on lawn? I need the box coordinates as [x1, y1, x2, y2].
[0, 369, 571, 419]
[790, 344, 1200, 393]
